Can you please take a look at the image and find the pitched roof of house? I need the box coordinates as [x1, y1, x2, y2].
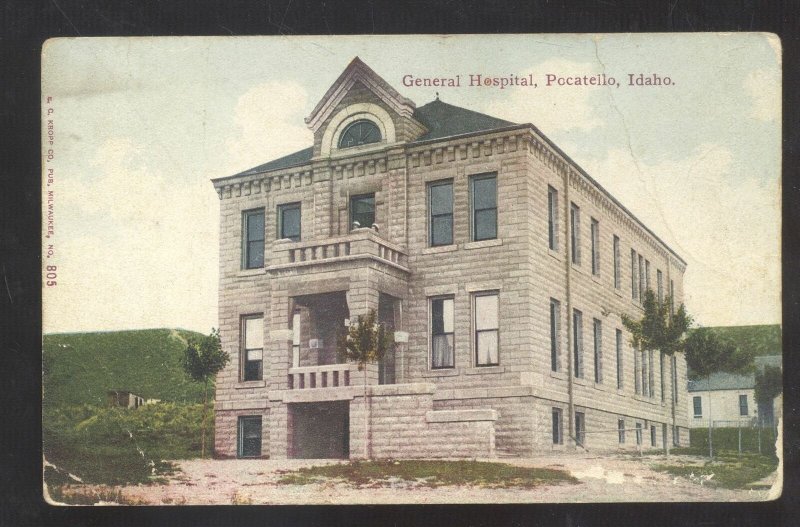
[687, 371, 755, 392]
[227, 100, 515, 177]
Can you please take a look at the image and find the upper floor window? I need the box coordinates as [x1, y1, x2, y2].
[431, 297, 455, 369]
[338, 119, 381, 149]
[350, 193, 375, 230]
[693, 396, 702, 417]
[243, 209, 265, 269]
[616, 329, 623, 389]
[645, 259, 651, 292]
[631, 249, 638, 300]
[638, 254, 645, 300]
[739, 394, 749, 416]
[278, 203, 301, 242]
[547, 186, 559, 251]
[570, 203, 581, 265]
[470, 174, 497, 241]
[292, 312, 301, 368]
[474, 292, 499, 366]
[657, 269, 664, 303]
[613, 235, 621, 288]
[591, 218, 600, 275]
[429, 180, 454, 246]
[242, 315, 264, 381]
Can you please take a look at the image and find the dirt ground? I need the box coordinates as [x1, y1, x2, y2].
[52, 452, 778, 505]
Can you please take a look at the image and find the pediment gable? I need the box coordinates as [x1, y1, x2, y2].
[305, 57, 417, 133]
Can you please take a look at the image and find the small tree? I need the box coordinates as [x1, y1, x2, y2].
[684, 327, 751, 458]
[622, 289, 691, 454]
[181, 329, 230, 458]
[754, 364, 782, 422]
[336, 309, 393, 459]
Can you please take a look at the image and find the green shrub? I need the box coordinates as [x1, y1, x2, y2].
[43, 402, 210, 486]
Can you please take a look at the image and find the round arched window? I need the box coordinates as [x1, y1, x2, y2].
[338, 119, 382, 149]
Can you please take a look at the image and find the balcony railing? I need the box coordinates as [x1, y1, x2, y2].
[267, 229, 408, 271]
[287, 363, 378, 390]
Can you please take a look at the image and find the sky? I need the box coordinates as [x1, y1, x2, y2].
[41, 34, 781, 334]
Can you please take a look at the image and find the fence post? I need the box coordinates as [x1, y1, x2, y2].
[738, 420, 742, 455]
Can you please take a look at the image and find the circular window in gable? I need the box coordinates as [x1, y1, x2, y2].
[338, 119, 382, 149]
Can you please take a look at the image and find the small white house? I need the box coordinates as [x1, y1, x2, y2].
[687, 373, 755, 428]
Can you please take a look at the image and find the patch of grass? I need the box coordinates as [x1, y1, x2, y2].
[652, 451, 778, 490]
[44, 402, 205, 486]
[276, 460, 578, 489]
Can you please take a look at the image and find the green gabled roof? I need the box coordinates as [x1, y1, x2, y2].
[411, 99, 516, 142]
[223, 100, 515, 178]
[233, 146, 314, 177]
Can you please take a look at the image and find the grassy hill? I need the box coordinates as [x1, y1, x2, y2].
[706, 324, 781, 357]
[43, 328, 207, 408]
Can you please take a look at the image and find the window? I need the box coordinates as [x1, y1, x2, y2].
[350, 193, 375, 229]
[618, 419, 626, 444]
[613, 235, 621, 289]
[648, 350, 655, 398]
[638, 254, 645, 301]
[616, 329, 624, 389]
[474, 292, 499, 366]
[739, 394, 749, 416]
[660, 353, 665, 402]
[672, 355, 679, 403]
[237, 416, 262, 458]
[673, 426, 680, 447]
[693, 396, 702, 417]
[243, 209, 265, 269]
[242, 315, 264, 381]
[641, 348, 649, 397]
[593, 318, 603, 383]
[338, 119, 381, 148]
[575, 412, 586, 447]
[570, 203, 581, 264]
[657, 269, 663, 303]
[277, 203, 301, 242]
[550, 299, 561, 372]
[429, 180, 454, 246]
[645, 259, 651, 292]
[669, 279, 675, 315]
[431, 297, 455, 369]
[292, 312, 301, 368]
[631, 249, 638, 300]
[552, 408, 563, 445]
[635, 423, 643, 445]
[650, 425, 657, 447]
[572, 309, 583, 378]
[591, 218, 600, 275]
[634, 344, 641, 395]
[547, 186, 559, 250]
[470, 174, 497, 241]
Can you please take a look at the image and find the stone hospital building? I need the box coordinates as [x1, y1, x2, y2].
[212, 58, 690, 460]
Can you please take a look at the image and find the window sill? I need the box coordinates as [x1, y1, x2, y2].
[549, 370, 567, 380]
[572, 376, 587, 387]
[616, 388, 626, 396]
[421, 368, 459, 377]
[570, 263, 583, 274]
[634, 394, 658, 405]
[465, 366, 505, 375]
[547, 248, 562, 262]
[421, 244, 458, 255]
[464, 238, 503, 250]
[591, 274, 603, 285]
[593, 381, 608, 391]
[613, 289, 623, 298]
[238, 268, 265, 277]
[235, 380, 266, 389]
